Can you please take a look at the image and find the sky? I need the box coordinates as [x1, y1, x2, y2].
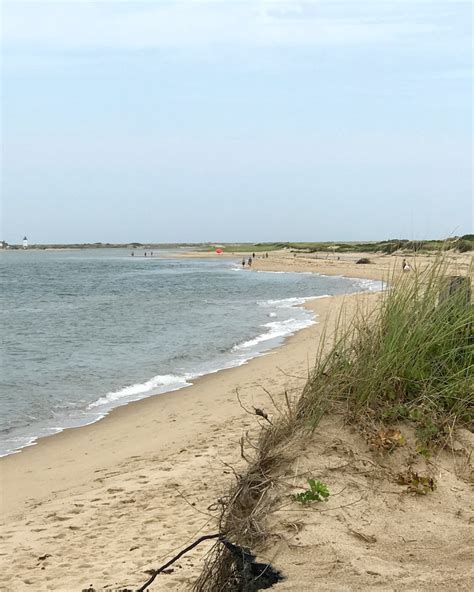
[1, 0, 472, 244]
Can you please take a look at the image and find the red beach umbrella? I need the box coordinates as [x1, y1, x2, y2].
[215, 248, 223, 254]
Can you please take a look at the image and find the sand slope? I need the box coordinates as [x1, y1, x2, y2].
[264, 417, 474, 591]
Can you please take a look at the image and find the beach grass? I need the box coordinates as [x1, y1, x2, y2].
[196, 236, 473, 255]
[300, 256, 473, 445]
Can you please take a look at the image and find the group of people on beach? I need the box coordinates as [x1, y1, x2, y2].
[131, 251, 153, 257]
[241, 252, 269, 268]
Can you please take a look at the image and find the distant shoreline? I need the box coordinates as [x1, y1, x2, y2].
[1, 235, 472, 255]
[0, 243, 202, 251]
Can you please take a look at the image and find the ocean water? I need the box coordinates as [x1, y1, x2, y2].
[0, 249, 381, 456]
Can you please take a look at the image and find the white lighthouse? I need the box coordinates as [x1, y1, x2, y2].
[23, 236, 28, 249]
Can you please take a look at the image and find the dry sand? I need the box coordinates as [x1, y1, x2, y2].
[180, 249, 472, 285]
[0, 253, 472, 591]
[260, 417, 474, 592]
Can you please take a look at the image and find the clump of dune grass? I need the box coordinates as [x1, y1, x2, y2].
[193, 256, 472, 590]
[299, 256, 473, 446]
[192, 393, 304, 591]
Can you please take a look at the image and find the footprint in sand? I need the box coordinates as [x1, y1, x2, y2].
[47, 514, 71, 522]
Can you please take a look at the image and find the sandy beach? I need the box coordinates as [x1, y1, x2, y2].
[1, 253, 472, 591]
[180, 248, 472, 283]
[0, 255, 373, 591]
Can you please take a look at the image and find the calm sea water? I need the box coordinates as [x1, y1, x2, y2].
[0, 249, 381, 456]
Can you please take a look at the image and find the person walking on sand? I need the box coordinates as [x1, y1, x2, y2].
[402, 258, 411, 272]
[242, 257, 245, 267]
[248, 257, 252, 267]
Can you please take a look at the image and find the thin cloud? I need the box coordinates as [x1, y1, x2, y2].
[2, 0, 447, 51]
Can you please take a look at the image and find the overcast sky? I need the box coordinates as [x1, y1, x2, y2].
[1, 0, 472, 244]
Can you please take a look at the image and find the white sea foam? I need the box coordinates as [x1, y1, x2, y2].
[233, 317, 316, 351]
[88, 374, 191, 409]
[259, 294, 330, 308]
[354, 278, 384, 291]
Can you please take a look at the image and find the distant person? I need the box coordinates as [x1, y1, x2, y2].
[144, 252, 147, 257]
[151, 251, 153, 256]
[242, 257, 245, 267]
[248, 257, 252, 267]
[131, 252, 134, 256]
[402, 258, 411, 272]
[252, 252, 255, 258]
[265, 252, 268, 258]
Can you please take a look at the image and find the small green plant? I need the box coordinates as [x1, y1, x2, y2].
[293, 479, 330, 504]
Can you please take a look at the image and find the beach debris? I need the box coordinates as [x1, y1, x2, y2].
[369, 428, 406, 452]
[136, 534, 283, 591]
[281, 520, 304, 534]
[37, 554, 51, 562]
[81, 586, 96, 592]
[348, 528, 377, 544]
[221, 538, 284, 590]
[254, 407, 272, 424]
[236, 389, 273, 425]
[397, 470, 435, 495]
[136, 533, 221, 591]
[356, 258, 371, 264]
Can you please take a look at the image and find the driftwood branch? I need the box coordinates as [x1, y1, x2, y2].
[136, 533, 221, 591]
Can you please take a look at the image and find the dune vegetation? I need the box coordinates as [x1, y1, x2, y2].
[192, 256, 473, 591]
[199, 236, 474, 255]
